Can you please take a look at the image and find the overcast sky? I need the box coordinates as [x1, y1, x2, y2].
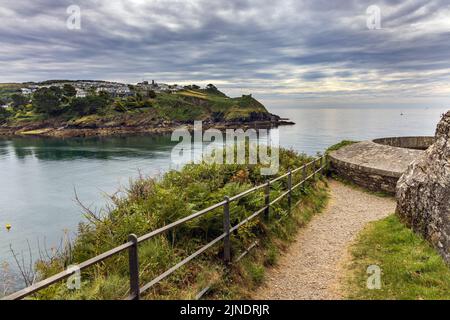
[1, 0, 450, 108]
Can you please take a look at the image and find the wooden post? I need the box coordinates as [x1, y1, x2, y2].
[223, 196, 231, 265]
[128, 234, 140, 300]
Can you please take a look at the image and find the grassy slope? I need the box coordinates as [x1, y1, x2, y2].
[343, 215, 450, 300]
[0, 83, 22, 98]
[160, 90, 270, 122]
[22, 148, 328, 300]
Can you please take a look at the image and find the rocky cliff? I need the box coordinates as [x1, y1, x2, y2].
[396, 111, 450, 264]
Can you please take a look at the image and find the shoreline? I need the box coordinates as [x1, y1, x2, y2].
[0, 120, 295, 138]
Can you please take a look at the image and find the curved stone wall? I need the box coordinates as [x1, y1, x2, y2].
[372, 136, 434, 150]
[329, 137, 432, 194]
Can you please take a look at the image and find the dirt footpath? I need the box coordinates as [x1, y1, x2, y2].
[254, 179, 396, 300]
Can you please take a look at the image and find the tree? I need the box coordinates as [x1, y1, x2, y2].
[69, 95, 110, 116]
[148, 90, 157, 99]
[11, 94, 29, 110]
[135, 91, 143, 102]
[0, 106, 10, 123]
[32, 87, 64, 115]
[62, 84, 77, 97]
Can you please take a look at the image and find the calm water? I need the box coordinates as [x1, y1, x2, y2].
[0, 106, 447, 283]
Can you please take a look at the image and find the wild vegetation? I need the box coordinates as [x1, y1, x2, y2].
[326, 140, 358, 153]
[11, 148, 328, 299]
[343, 215, 450, 300]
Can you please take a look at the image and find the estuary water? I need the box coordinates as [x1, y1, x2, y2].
[0, 106, 447, 285]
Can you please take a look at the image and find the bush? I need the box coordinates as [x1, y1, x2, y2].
[0, 106, 10, 123]
[70, 95, 111, 116]
[32, 87, 65, 115]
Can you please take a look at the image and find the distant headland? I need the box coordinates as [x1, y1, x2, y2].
[0, 80, 293, 138]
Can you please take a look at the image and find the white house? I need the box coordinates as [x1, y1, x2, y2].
[76, 89, 87, 98]
[21, 88, 34, 95]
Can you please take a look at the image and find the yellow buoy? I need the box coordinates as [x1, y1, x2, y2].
[5, 224, 11, 232]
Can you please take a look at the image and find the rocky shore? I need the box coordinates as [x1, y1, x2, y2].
[0, 119, 295, 138]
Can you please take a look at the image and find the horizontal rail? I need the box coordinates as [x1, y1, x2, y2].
[139, 232, 227, 294]
[234, 241, 259, 263]
[230, 206, 268, 234]
[292, 159, 316, 174]
[195, 286, 212, 300]
[138, 200, 227, 243]
[4, 155, 327, 300]
[228, 181, 268, 202]
[5, 241, 134, 300]
[270, 189, 291, 206]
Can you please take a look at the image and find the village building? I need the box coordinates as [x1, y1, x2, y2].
[20, 88, 34, 95]
[75, 88, 87, 98]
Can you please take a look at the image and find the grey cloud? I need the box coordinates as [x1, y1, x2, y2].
[0, 0, 449, 106]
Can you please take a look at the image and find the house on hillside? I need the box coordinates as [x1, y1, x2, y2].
[21, 88, 34, 95]
[76, 88, 87, 98]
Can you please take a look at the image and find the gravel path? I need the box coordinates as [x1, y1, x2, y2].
[254, 179, 396, 300]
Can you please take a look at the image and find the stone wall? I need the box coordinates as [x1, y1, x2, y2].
[329, 157, 399, 194]
[328, 138, 426, 195]
[373, 136, 434, 150]
[396, 111, 450, 264]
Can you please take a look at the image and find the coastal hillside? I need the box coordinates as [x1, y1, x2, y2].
[0, 81, 284, 137]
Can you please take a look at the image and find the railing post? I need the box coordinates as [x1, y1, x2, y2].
[320, 154, 327, 176]
[287, 168, 292, 213]
[302, 163, 307, 189]
[313, 159, 317, 180]
[223, 196, 231, 265]
[128, 234, 140, 300]
[264, 180, 270, 220]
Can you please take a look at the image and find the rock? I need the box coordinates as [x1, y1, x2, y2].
[396, 110, 450, 264]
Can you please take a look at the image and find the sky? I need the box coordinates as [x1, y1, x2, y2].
[1, 0, 450, 108]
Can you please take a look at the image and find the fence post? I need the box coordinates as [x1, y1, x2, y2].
[320, 156, 325, 174]
[264, 180, 270, 220]
[287, 168, 292, 213]
[302, 163, 307, 189]
[128, 234, 140, 300]
[313, 159, 317, 180]
[223, 196, 231, 265]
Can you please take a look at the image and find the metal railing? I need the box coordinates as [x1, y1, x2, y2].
[3, 155, 328, 300]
